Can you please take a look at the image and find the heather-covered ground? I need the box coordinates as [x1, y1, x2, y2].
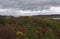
[0, 16, 60, 39]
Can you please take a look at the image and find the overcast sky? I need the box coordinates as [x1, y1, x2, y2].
[0, 0, 60, 16]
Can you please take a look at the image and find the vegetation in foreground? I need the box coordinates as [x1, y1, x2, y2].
[0, 16, 60, 39]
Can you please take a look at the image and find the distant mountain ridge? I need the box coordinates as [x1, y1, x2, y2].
[33, 14, 60, 18]
[0, 14, 60, 18]
[0, 15, 14, 18]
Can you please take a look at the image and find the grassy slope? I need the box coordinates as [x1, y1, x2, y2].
[0, 16, 60, 39]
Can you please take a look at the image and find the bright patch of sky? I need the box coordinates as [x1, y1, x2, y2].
[0, 6, 60, 17]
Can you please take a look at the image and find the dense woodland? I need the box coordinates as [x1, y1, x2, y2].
[0, 16, 60, 39]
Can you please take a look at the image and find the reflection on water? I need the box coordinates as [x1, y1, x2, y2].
[52, 18, 60, 20]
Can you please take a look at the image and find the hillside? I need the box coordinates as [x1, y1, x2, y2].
[0, 16, 60, 39]
[33, 14, 60, 18]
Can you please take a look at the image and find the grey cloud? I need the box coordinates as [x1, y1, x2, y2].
[0, 0, 60, 10]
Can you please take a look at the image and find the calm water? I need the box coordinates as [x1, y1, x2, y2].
[52, 18, 60, 20]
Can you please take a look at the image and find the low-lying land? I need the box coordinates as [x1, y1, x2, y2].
[0, 16, 60, 39]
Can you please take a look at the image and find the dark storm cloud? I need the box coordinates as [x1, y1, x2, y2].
[0, 0, 60, 10]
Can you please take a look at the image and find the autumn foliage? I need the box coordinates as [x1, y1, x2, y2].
[0, 16, 60, 39]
